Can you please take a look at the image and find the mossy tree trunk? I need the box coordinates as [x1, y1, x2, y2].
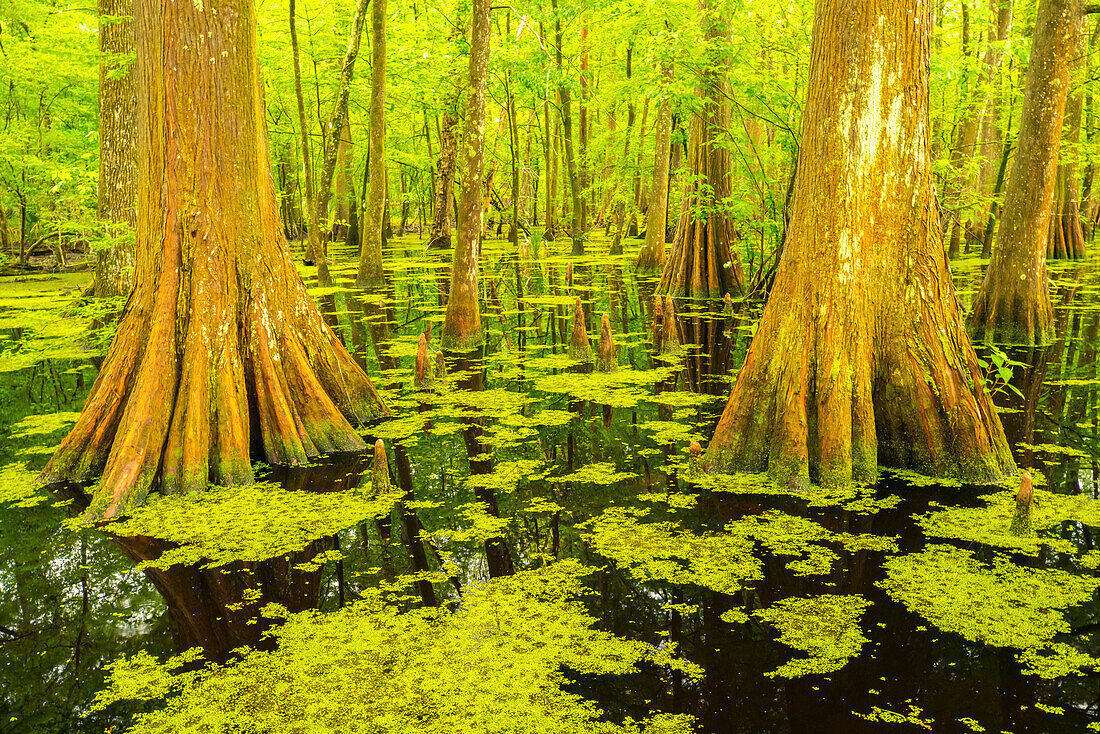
[705, 0, 1014, 488]
[655, 0, 741, 300]
[968, 0, 1079, 346]
[41, 0, 388, 520]
[441, 0, 491, 352]
[92, 0, 136, 298]
[355, 0, 388, 289]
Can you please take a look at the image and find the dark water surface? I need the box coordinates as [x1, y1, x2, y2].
[2, 239, 1100, 732]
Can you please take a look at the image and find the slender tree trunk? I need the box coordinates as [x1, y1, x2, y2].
[290, 0, 321, 265]
[1048, 14, 1087, 260]
[542, 90, 556, 239]
[974, 0, 1014, 250]
[706, 0, 1014, 487]
[93, 0, 136, 298]
[655, 0, 742, 299]
[553, 0, 583, 256]
[331, 116, 353, 240]
[636, 61, 673, 271]
[609, 41, 636, 257]
[968, 0, 1079, 346]
[355, 0, 387, 289]
[441, 0, 491, 352]
[427, 105, 459, 250]
[41, 0, 388, 520]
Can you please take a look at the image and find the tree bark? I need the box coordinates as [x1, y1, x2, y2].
[969, 0, 1080, 346]
[92, 0, 136, 298]
[41, 0, 388, 520]
[705, 0, 1014, 487]
[441, 0, 491, 352]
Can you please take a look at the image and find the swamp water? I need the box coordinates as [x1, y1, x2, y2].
[1, 237, 1100, 733]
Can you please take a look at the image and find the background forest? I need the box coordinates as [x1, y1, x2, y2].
[0, 0, 1060, 283]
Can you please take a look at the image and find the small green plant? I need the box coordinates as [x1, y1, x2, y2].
[975, 345, 1026, 400]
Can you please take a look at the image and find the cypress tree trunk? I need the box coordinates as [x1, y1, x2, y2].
[441, 0, 491, 352]
[705, 0, 1014, 487]
[355, 0, 388, 289]
[41, 0, 388, 520]
[655, 0, 742, 299]
[92, 0, 136, 298]
[968, 0, 1079, 346]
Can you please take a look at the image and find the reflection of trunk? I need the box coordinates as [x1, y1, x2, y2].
[969, 0, 1078, 346]
[441, 0, 491, 353]
[656, 0, 741, 299]
[676, 303, 733, 400]
[93, 0, 136, 298]
[636, 62, 673, 271]
[113, 535, 327, 663]
[41, 0, 388, 520]
[355, 0, 388, 289]
[458, 353, 515, 577]
[393, 444, 438, 606]
[706, 0, 1014, 488]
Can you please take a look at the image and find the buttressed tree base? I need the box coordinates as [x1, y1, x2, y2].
[705, 0, 1015, 487]
[40, 0, 388, 520]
